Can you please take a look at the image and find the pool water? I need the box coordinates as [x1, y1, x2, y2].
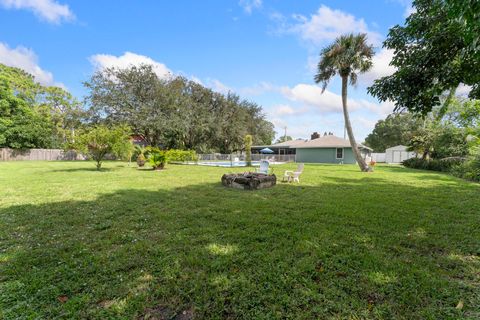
[197, 161, 261, 167]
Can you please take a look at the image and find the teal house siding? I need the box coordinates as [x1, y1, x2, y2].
[296, 147, 356, 164]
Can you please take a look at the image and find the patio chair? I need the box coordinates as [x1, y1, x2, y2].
[255, 160, 270, 174]
[283, 163, 304, 183]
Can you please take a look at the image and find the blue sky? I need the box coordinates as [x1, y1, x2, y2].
[0, 0, 413, 141]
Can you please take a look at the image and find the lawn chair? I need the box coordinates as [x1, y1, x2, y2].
[255, 160, 270, 174]
[283, 163, 304, 183]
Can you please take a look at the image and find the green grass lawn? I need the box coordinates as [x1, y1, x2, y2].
[0, 161, 479, 319]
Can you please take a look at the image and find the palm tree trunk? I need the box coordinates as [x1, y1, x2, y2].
[341, 76, 371, 172]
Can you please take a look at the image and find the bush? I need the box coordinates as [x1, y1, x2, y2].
[451, 148, 480, 182]
[165, 149, 198, 163]
[136, 153, 146, 167]
[148, 148, 168, 170]
[402, 157, 464, 172]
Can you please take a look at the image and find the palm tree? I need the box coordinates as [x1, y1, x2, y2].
[315, 33, 374, 172]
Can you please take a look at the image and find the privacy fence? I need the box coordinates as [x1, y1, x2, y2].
[0, 148, 83, 161]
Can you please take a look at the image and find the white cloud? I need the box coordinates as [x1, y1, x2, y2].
[359, 48, 396, 85]
[273, 104, 295, 116]
[0, 0, 74, 24]
[395, 0, 416, 18]
[358, 99, 395, 117]
[205, 78, 232, 94]
[268, 104, 308, 117]
[240, 81, 277, 96]
[238, 0, 262, 14]
[281, 83, 355, 113]
[0, 42, 61, 86]
[289, 5, 382, 46]
[352, 116, 377, 131]
[281, 83, 395, 117]
[271, 117, 288, 130]
[89, 52, 172, 79]
[190, 76, 204, 85]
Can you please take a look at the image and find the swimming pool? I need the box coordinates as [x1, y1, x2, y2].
[197, 161, 261, 167]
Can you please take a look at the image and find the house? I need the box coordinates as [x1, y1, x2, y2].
[252, 139, 307, 155]
[130, 135, 148, 147]
[385, 145, 416, 163]
[253, 133, 372, 164]
[295, 135, 372, 164]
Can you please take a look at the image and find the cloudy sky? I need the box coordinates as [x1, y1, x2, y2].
[0, 0, 413, 141]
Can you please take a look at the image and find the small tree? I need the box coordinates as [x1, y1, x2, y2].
[74, 125, 132, 170]
[244, 134, 252, 166]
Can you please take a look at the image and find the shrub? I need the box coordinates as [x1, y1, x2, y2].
[451, 147, 480, 182]
[402, 157, 464, 172]
[136, 153, 146, 167]
[165, 149, 198, 163]
[148, 149, 168, 170]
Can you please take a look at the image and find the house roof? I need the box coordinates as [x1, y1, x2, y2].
[295, 135, 372, 150]
[253, 139, 307, 149]
[254, 135, 372, 150]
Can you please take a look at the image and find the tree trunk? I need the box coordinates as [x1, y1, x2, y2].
[341, 76, 371, 172]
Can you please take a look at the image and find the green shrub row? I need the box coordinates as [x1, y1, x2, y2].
[165, 149, 198, 162]
[451, 150, 480, 182]
[402, 156, 480, 182]
[402, 157, 464, 172]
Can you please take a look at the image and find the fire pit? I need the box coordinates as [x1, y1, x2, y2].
[221, 172, 276, 190]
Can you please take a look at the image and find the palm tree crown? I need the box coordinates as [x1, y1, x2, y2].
[314, 33, 374, 91]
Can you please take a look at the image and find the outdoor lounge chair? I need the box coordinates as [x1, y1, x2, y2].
[283, 163, 304, 183]
[255, 160, 270, 174]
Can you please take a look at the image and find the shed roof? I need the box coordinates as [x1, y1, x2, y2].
[385, 145, 408, 151]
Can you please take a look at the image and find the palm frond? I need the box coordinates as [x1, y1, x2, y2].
[314, 32, 374, 91]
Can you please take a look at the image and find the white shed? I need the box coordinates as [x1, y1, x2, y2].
[385, 145, 416, 164]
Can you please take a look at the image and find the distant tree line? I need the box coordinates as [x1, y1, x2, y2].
[0, 63, 275, 153]
[365, 98, 478, 160]
[85, 64, 274, 153]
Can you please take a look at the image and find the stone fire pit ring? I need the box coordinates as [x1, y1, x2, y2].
[221, 172, 276, 190]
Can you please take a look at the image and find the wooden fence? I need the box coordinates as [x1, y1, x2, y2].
[0, 148, 83, 161]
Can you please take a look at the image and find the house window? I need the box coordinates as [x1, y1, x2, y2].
[336, 148, 344, 159]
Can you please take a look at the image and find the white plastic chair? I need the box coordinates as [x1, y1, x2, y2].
[283, 163, 304, 183]
[255, 160, 270, 174]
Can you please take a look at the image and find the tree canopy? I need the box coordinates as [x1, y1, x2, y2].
[85, 65, 274, 153]
[364, 113, 424, 152]
[0, 64, 85, 149]
[368, 0, 480, 115]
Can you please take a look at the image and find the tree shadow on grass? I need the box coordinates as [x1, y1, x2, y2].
[51, 167, 114, 172]
[0, 178, 479, 319]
